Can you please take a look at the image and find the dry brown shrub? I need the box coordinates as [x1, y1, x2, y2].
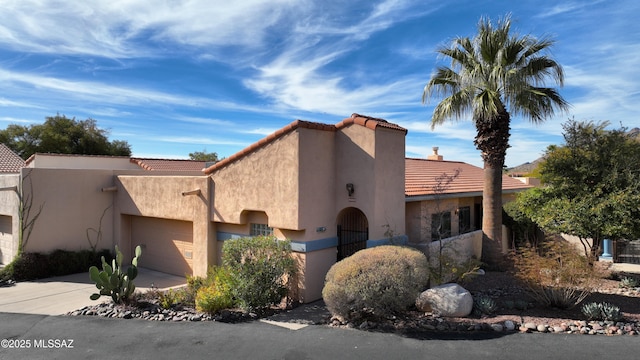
[511, 239, 604, 309]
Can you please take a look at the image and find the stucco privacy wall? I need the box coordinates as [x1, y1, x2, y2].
[114, 175, 214, 277]
[0, 174, 20, 264]
[19, 168, 116, 255]
[26, 154, 139, 170]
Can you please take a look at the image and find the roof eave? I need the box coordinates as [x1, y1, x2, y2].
[405, 188, 529, 202]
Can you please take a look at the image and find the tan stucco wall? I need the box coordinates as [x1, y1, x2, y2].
[373, 127, 406, 238]
[0, 174, 20, 264]
[297, 128, 336, 239]
[115, 175, 213, 276]
[211, 132, 300, 229]
[19, 168, 116, 254]
[334, 124, 376, 230]
[294, 248, 336, 302]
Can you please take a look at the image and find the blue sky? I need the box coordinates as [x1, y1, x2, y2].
[0, 0, 638, 168]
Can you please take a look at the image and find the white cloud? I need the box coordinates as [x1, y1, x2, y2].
[0, 0, 305, 58]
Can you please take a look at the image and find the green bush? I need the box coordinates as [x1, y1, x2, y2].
[195, 267, 235, 313]
[222, 236, 297, 312]
[322, 245, 429, 321]
[0, 249, 111, 282]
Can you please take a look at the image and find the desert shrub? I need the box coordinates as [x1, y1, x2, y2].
[322, 245, 429, 321]
[581, 302, 624, 322]
[619, 276, 639, 289]
[473, 294, 497, 316]
[195, 267, 235, 313]
[158, 288, 188, 309]
[0, 249, 111, 282]
[511, 239, 602, 309]
[222, 236, 297, 312]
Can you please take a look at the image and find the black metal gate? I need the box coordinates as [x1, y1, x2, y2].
[615, 239, 640, 264]
[337, 207, 368, 261]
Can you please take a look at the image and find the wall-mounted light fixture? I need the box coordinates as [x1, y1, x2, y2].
[101, 186, 118, 192]
[181, 188, 202, 196]
[316, 226, 326, 233]
[346, 183, 355, 197]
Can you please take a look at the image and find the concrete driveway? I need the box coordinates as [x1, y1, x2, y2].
[0, 268, 186, 315]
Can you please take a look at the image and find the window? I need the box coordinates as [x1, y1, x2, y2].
[458, 206, 471, 234]
[431, 211, 451, 241]
[250, 223, 273, 236]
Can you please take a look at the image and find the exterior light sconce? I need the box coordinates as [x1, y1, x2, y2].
[346, 183, 355, 197]
[181, 188, 201, 196]
[101, 186, 118, 192]
[316, 226, 326, 233]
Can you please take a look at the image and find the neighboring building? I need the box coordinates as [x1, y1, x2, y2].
[0, 114, 531, 302]
[130, 158, 207, 172]
[405, 149, 532, 254]
[0, 144, 25, 173]
[0, 144, 24, 264]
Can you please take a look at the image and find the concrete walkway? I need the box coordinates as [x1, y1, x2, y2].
[0, 268, 186, 315]
[609, 262, 640, 274]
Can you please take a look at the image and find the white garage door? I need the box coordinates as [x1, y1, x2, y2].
[131, 216, 193, 276]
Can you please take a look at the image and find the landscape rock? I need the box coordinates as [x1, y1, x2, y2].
[504, 320, 516, 331]
[415, 283, 473, 317]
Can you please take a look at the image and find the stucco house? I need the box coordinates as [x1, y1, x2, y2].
[405, 151, 532, 254]
[0, 113, 530, 302]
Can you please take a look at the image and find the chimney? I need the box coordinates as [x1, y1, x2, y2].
[427, 147, 443, 161]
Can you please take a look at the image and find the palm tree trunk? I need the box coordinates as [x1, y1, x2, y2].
[481, 163, 505, 268]
[475, 110, 511, 269]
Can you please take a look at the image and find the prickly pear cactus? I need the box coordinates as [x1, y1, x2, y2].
[89, 245, 142, 304]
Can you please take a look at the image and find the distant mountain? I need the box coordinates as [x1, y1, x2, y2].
[506, 157, 544, 177]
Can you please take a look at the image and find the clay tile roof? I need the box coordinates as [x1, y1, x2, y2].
[336, 113, 408, 133]
[130, 158, 207, 172]
[0, 143, 25, 173]
[405, 157, 531, 198]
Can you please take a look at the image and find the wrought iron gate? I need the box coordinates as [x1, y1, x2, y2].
[337, 207, 368, 261]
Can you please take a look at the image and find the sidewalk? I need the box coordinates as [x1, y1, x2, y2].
[0, 268, 186, 315]
[609, 263, 640, 274]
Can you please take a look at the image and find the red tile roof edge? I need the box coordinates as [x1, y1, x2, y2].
[130, 158, 154, 171]
[203, 119, 335, 174]
[203, 115, 406, 175]
[130, 158, 208, 171]
[336, 113, 408, 133]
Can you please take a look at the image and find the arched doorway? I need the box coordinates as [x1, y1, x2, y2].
[336, 207, 368, 261]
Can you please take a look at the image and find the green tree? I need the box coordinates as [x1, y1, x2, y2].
[516, 120, 640, 260]
[0, 114, 131, 159]
[189, 149, 220, 162]
[422, 15, 569, 267]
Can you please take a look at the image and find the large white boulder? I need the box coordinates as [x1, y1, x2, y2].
[415, 283, 473, 317]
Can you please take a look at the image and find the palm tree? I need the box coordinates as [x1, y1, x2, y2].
[422, 15, 569, 268]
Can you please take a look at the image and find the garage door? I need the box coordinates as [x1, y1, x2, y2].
[131, 216, 193, 276]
